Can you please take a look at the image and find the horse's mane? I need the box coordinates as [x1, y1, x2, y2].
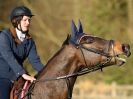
[46, 34, 71, 64]
[36, 35, 71, 78]
[62, 34, 71, 46]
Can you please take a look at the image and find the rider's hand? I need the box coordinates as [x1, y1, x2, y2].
[22, 74, 36, 82]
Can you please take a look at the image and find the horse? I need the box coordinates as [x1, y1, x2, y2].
[10, 20, 131, 99]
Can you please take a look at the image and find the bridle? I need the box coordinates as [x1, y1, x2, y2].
[78, 39, 115, 71]
[22, 36, 117, 99]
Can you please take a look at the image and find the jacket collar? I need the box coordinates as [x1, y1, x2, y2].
[9, 28, 32, 44]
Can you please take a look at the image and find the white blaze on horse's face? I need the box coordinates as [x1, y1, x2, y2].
[78, 34, 131, 67]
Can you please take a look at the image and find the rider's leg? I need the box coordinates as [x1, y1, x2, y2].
[0, 78, 12, 99]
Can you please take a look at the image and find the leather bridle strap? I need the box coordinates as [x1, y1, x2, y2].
[78, 40, 115, 57]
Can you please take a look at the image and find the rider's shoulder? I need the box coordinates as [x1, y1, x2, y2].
[0, 28, 11, 39]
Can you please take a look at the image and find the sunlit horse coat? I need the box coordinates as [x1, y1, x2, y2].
[0, 28, 44, 81]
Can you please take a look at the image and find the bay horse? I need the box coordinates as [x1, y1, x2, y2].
[10, 20, 131, 99]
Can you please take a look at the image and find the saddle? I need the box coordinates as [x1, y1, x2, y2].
[10, 77, 32, 99]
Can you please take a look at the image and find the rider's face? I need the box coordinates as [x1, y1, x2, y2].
[18, 16, 31, 32]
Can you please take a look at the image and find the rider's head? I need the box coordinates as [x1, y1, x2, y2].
[10, 6, 34, 32]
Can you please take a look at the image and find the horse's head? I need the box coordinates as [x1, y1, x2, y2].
[68, 20, 131, 70]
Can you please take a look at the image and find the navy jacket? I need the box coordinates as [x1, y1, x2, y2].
[0, 28, 44, 80]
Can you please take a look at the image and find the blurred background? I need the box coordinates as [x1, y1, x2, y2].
[0, 0, 133, 98]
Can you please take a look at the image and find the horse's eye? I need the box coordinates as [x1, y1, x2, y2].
[80, 36, 94, 44]
[86, 37, 94, 43]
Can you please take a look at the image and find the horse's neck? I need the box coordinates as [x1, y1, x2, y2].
[31, 45, 80, 99]
[39, 45, 79, 81]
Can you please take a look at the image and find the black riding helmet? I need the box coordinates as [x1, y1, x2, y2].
[10, 6, 34, 27]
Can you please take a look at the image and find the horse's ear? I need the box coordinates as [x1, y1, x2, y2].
[71, 20, 78, 38]
[78, 20, 83, 33]
[70, 20, 84, 44]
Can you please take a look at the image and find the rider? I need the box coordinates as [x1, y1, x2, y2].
[0, 6, 44, 99]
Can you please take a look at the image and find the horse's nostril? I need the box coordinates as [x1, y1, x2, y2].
[122, 44, 131, 57]
[122, 44, 130, 51]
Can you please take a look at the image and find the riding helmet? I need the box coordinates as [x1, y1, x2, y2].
[10, 6, 34, 21]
